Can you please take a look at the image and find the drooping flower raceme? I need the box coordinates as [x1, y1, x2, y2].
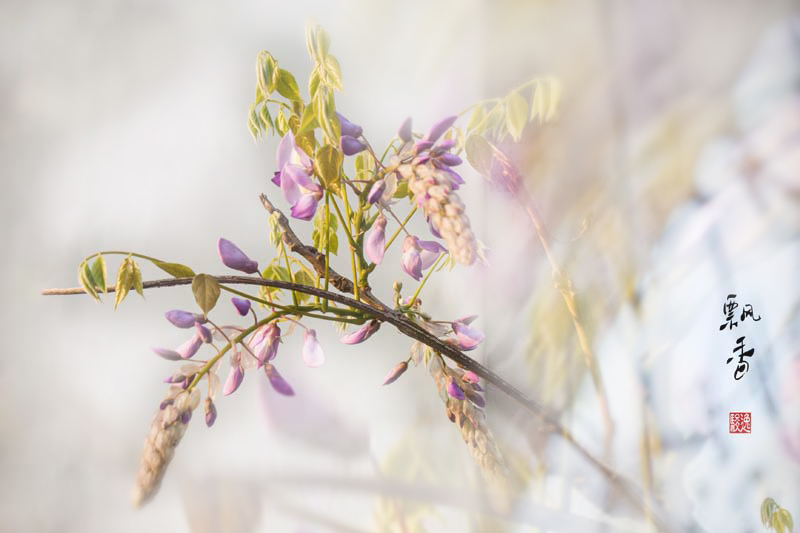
[272, 131, 323, 220]
[131, 386, 200, 508]
[388, 116, 478, 265]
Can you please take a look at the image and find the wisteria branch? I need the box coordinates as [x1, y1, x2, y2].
[43, 268, 674, 532]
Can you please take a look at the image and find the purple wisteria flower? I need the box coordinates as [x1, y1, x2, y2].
[223, 356, 244, 396]
[398, 117, 412, 143]
[401, 236, 447, 281]
[365, 215, 386, 265]
[446, 377, 466, 400]
[452, 318, 485, 351]
[165, 310, 198, 329]
[401, 236, 423, 280]
[301, 329, 325, 367]
[272, 131, 323, 220]
[249, 322, 281, 366]
[423, 115, 457, 143]
[204, 397, 217, 427]
[231, 297, 251, 316]
[152, 331, 204, 361]
[218, 238, 259, 274]
[341, 136, 367, 156]
[176, 333, 203, 359]
[462, 370, 480, 384]
[264, 363, 294, 396]
[336, 112, 363, 138]
[152, 347, 183, 361]
[195, 322, 212, 344]
[367, 179, 386, 204]
[339, 320, 380, 344]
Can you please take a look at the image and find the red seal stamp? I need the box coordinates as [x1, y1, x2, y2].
[729, 412, 751, 434]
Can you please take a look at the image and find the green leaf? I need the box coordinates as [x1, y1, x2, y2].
[258, 103, 273, 134]
[256, 51, 277, 96]
[465, 134, 494, 176]
[275, 109, 288, 136]
[530, 82, 551, 123]
[761, 498, 776, 526]
[131, 260, 144, 298]
[247, 103, 261, 139]
[79, 261, 99, 301]
[466, 105, 486, 133]
[328, 233, 339, 256]
[314, 88, 339, 144]
[776, 509, 793, 533]
[309, 68, 321, 99]
[485, 104, 505, 131]
[191, 274, 220, 315]
[312, 206, 339, 256]
[261, 262, 291, 300]
[90, 255, 107, 293]
[293, 268, 316, 303]
[268, 211, 283, 249]
[305, 22, 320, 61]
[274, 68, 301, 102]
[297, 103, 318, 136]
[153, 260, 195, 278]
[114, 258, 134, 310]
[544, 78, 561, 121]
[393, 178, 409, 199]
[505, 91, 528, 141]
[316, 27, 331, 59]
[316, 144, 342, 192]
[324, 55, 343, 91]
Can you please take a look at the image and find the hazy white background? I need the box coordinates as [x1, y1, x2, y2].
[3, 1, 800, 532]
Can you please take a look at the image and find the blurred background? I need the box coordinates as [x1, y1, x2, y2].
[3, 0, 800, 531]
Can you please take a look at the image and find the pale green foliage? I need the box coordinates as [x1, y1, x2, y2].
[465, 77, 561, 142]
[113, 256, 143, 309]
[311, 205, 338, 255]
[762, 498, 795, 533]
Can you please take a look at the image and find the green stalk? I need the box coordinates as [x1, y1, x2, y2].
[407, 253, 446, 307]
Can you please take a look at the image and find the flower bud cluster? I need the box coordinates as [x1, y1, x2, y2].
[389, 116, 476, 266]
[428, 354, 508, 497]
[402, 161, 476, 266]
[131, 386, 201, 507]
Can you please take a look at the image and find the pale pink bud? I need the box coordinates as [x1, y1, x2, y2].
[452, 320, 484, 351]
[152, 347, 182, 361]
[204, 397, 217, 427]
[398, 117, 413, 142]
[223, 363, 244, 395]
[339, 320, 380, 345]
[365, 215, 386, 265]
[301, 329, 325, 367]
[176, 334, 203, 359]
[423, 115, 457, 143]
[264, 364, 295, 396]
[382, 361, 409, 385]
